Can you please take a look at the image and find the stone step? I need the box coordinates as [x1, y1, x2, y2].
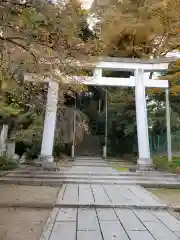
[11, 170, 177, 177]
[71, 164, 134, 167]
[55, 202, 168, 209]
[1, 177, 180, 188]
[6, 173, 179, 181]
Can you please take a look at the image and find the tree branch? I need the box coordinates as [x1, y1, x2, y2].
[0, 36, 38, 63]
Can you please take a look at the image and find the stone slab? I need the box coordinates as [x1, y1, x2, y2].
[151, 210, 180, 232]
[103, 185, 126, 205]
[100, 221, 129, 240]
[128, 185, 162, 206]
[91, 184, 111, 205]
[115, 209, 146, 231]
[133, 209, 160, 222]
[97, 208, 117, 221]
[78, 208, 99, 231]
[56, 208, 77, 222]
[127, 230, 155, 240]
[60, 184, 78, 204]
[144, 221, 180, 240]
[39, 208, 59, 240]
[117, 185, 145, 205]
[77, 231, 103, 240]
[50, 222, 76, 240]
[79, 184, 94, 205]
[175, 232, 180, 238]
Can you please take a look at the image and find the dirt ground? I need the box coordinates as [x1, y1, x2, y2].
[0, 207, 50, 240]
[150, 188, 180, 206]
[0, 185, 60, 205]
[0, 185, 60, 240]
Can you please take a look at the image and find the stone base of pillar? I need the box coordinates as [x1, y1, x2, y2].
[38, 155, 54, 163]
[136, 158, 155, 172]
[38, 155, 57, 171]
[71, 145, 75, 159]
[103, 146, 107, 159]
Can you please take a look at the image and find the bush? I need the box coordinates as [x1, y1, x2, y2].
[0, 156, 19, 170]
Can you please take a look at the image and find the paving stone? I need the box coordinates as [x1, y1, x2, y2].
[97, 209, 117, 221]
[133, 209, 160, 222]
[174, 232, 180, 238]
[144, 221, 179, 240]
[91, 184, 111, 205]
[39, 208, 59, 240]
[78, 208, 99, 230]
[115, 209, 146, 231]
[100, 221, 129, 240]
[137, 186, 162, 202]
[77, 231, 103, 240]
[128, 186, 161, 206]
[103, 185, 126, 205]
[60, 184, 78, 204]
[56, 184, 67, 203]
[50, 222, 76, 240]
[56, 208, 77, 222]
[151, 210, 180, 232]
[127, 230, 155, 240]
[116, 185, 144, 205]
[78, 184, 94, 205]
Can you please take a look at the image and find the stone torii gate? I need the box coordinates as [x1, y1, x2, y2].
[25, 57, 175, 171]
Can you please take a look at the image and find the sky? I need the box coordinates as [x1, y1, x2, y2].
[81, 0, 94, 9]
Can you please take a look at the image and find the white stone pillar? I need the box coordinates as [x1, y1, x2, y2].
[6, 141, 15, 159]
[165, 88, 172, 162]
[39, 80, 59, 163]
[135, 69, 153, 171]
[0, 125, 8, 156]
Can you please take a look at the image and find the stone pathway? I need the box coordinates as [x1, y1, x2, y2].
[39, 157, 180, 240]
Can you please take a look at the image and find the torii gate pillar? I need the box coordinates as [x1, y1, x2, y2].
[135, 69, 153, 171]
[39, 80, 59, 164]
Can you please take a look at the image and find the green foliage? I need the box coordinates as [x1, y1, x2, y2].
[153, 155, 180, 173]
[0, 156, 19, 170]
[0, 102, 22, 117]
[95, 88, 137, 156]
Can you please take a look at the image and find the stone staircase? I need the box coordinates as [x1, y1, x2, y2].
[1, 159, 180, 188]
[75, 135, 101, 156]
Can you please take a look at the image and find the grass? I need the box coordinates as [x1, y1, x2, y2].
[121, 154, 180, 173]
[149, 188, 180, 206]
[153, 155, 180, 173]
[110, 159, 136, 172]
[115, 167, 129, 172]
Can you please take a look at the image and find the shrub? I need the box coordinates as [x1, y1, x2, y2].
[0, 156, 19, 170]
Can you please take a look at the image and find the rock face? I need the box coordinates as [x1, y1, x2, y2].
[60, 107, 74, 143]
[75, 134, 101, 156]
[57, 107, 89, 144]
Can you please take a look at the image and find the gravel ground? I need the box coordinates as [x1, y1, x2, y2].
[0, 207, 50, 240]
[0, 185, 60, 205]
[0, 185, 60, 240]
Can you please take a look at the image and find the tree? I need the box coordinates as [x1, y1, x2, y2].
[0, 0, 99, 158]
[94, 0, 180, 59]
[88, 0, 180, 156]
[0, 0, 97, 88]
